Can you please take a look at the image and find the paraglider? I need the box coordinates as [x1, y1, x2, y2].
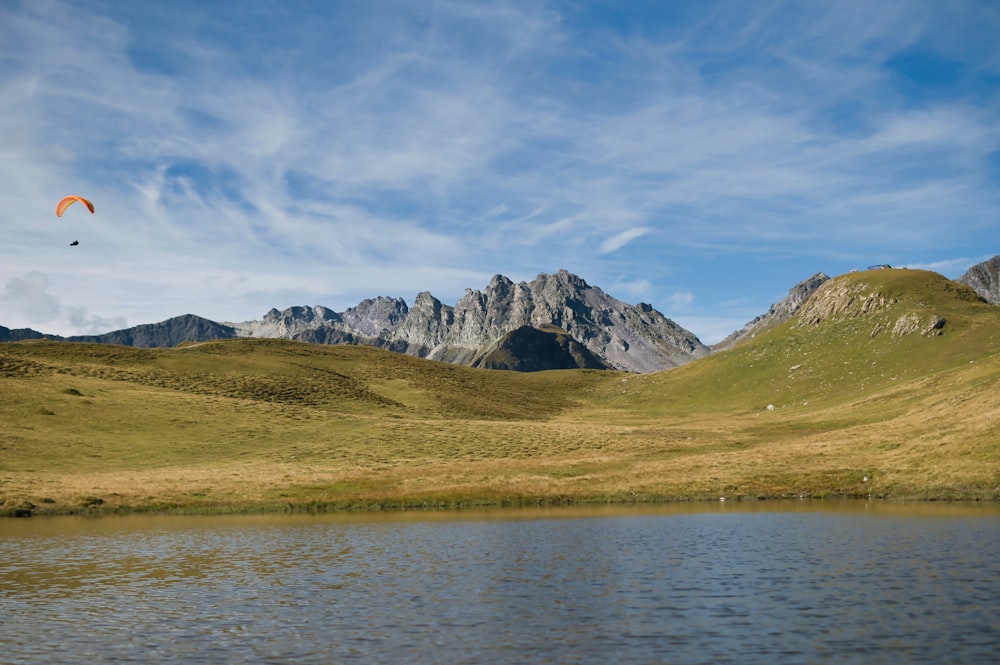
[56, 195, 95, 217]
[56, 196, 93, 247]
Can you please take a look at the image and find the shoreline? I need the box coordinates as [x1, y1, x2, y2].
[5, 489, 997, 519]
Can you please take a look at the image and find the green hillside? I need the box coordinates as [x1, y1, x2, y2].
[601, 269, 998, 415]
[2, 269, 998, 516]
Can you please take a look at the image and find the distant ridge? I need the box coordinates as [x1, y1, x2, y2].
[0, 271, 708, 373]
[5, 260, 996, 372]
[68, 314, 237, 348]
[0, 326, 58, 343]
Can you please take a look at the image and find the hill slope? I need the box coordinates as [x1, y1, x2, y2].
[590, 269, 1000, 498]
[1, 268, 997, 515]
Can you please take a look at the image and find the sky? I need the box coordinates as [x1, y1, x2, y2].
[1, 0, 998, 345]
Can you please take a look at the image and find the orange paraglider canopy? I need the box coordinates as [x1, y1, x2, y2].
[56, 196, 95, 217]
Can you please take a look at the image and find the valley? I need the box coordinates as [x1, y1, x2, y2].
[2, 269, 998, 516]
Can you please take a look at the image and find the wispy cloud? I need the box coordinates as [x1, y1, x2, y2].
[0, 0, 997, 340]
[599, 228, 652, 255]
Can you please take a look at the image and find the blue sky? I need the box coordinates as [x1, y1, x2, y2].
[2, 0, 998, 344]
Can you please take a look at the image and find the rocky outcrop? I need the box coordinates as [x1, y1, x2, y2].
[715, 273, 830, 350]
[795, 275, 948, 338]
[957, 256, 1000, 305]
[795, 279, 898, 326]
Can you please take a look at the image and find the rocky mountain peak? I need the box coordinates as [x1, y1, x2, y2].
[340, 297, 409, 337]
[957, 255, 1000, 305]
[236, 305, 339, 338]
[273, 270, 709, 372]
[70, 314, 236, 348]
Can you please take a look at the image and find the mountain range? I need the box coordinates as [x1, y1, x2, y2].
[3, 257, 998, 373]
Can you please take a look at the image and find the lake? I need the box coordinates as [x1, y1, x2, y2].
[1, 502, 997, 664]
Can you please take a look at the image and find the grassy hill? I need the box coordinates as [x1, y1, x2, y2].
[2, 269, 998, 516]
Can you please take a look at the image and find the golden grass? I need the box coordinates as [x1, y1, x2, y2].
[2, 270, 999, 516]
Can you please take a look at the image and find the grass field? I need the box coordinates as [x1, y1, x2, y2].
[2, 269, 998, 516]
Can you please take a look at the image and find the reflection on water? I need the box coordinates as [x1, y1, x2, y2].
[2, 502, 998, 664]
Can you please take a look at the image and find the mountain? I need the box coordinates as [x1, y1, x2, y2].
[713, 272, 830, 351]
[15, 262, 991, 372]
[470, 324, 611, 371]
[68, 315, 237, 348]
[0, 326, 56, 343]
[1, 271, 708, 373]
[232, 270, 709, 373]
[956, 255, 1000, 305]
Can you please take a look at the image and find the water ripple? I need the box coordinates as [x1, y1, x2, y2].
[2, 507, 998, 664]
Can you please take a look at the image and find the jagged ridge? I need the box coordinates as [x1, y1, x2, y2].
[3, 271, 709, 373]
[232, 270, 710, 373]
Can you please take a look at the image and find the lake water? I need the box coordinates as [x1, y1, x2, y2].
[1, 502, 998, 664]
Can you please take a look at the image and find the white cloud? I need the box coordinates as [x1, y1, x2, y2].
[599, 228, 652, 255]
[904, 256, 994, 278]
[611, 278, 651, 300]
[667, 291, 695, 312]
[0, 0, 997, 342]
[68, 308, 128, 335]
[4, 272, 60, 324]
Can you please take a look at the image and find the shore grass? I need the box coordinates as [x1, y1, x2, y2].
[2, 270, 999, 517]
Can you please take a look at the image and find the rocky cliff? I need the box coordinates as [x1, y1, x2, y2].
[956, 255, 1000, 305]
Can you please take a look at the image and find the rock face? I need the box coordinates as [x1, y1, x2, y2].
[957, 256, 1000, 305]
[714, 273, 830, 350]
[233, 270, 709, 372]
[471, 324, 611, 372]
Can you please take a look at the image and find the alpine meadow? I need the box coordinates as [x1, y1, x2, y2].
[2, 268, 998, 517]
